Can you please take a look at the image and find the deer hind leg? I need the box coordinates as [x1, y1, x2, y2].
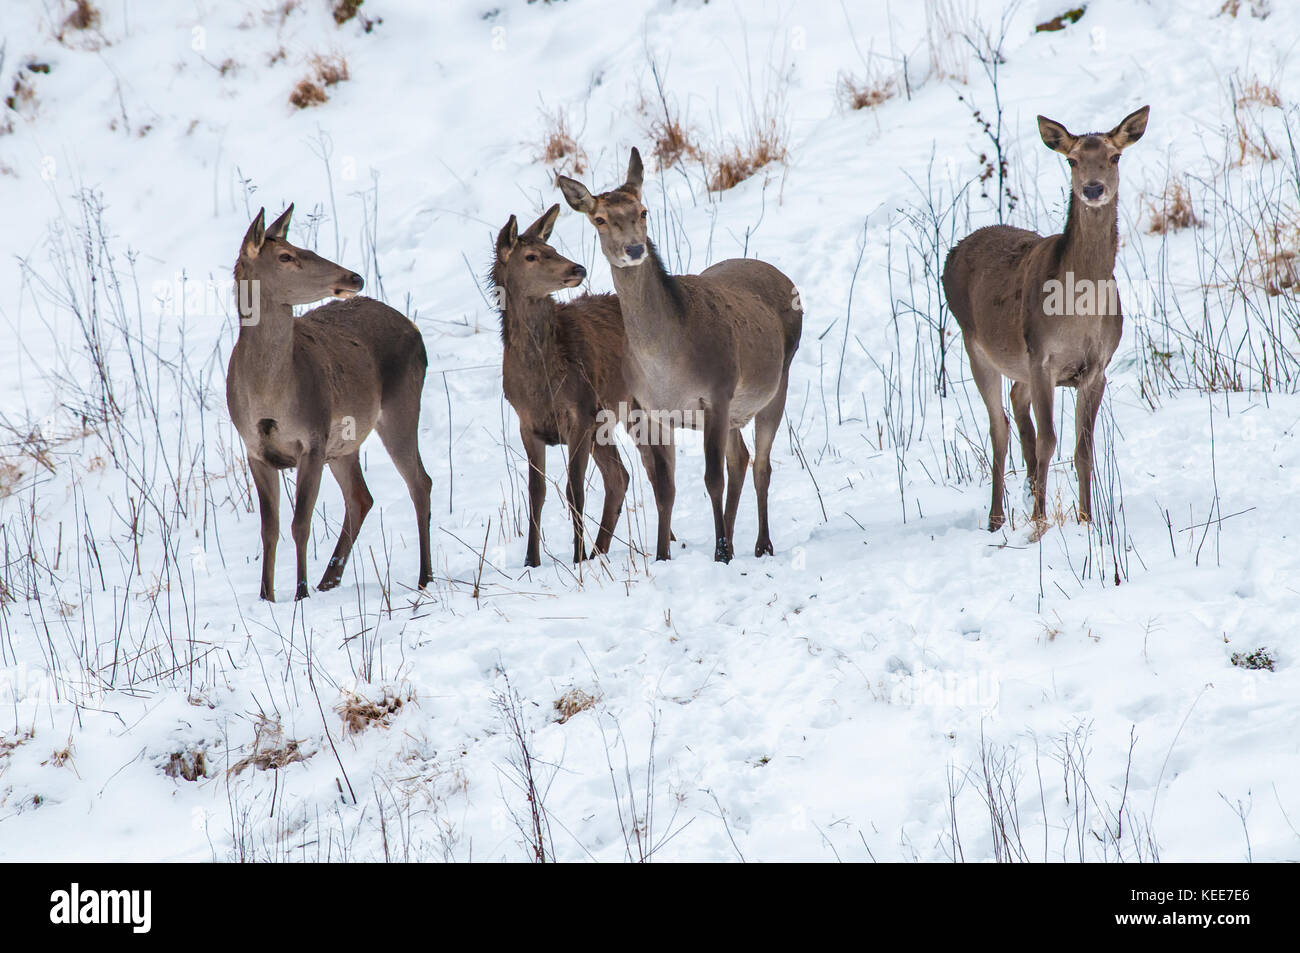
[1009, 381, 1038, 504]
[564, 431, 593, 564]
[751, 364, 789, 557]
[1073, 374, 1106, 523]
[249, 458, 282, 601]
[290, 448, 325, 600]
[318, 452, 373, 591]
[1028, 367, 1058, 529]
[376, 410, 434, 589]
[704, 399, 732, 563]
[969, 354, 1010, 531]
[519, 428, 547, 568]
[590, 436, 628, 558]
[723, 428, 750, 552]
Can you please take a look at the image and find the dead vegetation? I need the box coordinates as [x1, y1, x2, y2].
[289, 52, 350, 109]
[537, 107, 587, 175]
[553, 688, 599, 724]
[707, 117, 789, 192]
[229, 716, 312, 774]
[837, 71, 897, 111]
[164, 748, 208, 781]
[1219, 0, 1271, 18]
[1250, 209, 1300, 296]
[337, 688, 408, 736]
[1231, 647, 1276, 671]
[0, 731, 33, 760]
[1146, 179, 1200, 234]
[1035, 6, 1086, 32]
[60, 0, 100, 35]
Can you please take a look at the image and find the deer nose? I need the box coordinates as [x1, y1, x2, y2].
[347, 272, 364, 290]
[1083, 182, 1105, 201]
[625, 244, 645, 261]
[570, 264, 587, 279]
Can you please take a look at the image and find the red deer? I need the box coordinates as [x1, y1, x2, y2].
[558, 149, 803, 562]
[227, 205, 433, 600]
[493, 204, 672, 567]
[942, 106, 1149, 536]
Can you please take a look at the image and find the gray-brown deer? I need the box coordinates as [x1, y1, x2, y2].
[558, 149, 802, 563]
[943, 105, 1148, 536]
[227, 205, 433, 600]
[493, 204, 673, 567]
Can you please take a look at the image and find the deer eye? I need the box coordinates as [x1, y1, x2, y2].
[278, 253, 294, 263]
[1066, 158, 1078, 168]
[640, 209, 647, 219]
[594, 217, 606, 226]
[1110, 154, 1121, 164]
[524, 253, 538, 262]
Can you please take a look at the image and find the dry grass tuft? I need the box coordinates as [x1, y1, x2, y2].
[837, 71, 897, 111]
[1251, 210, 1300, 296]
[337, 689, 407, 736]
[289, 53, 350, 109]
[1219, 0, 1271, 18]
[333, 0, 364, 24]
[1231, 647, 1276, 671]
[229, 716, 311, 774]
[164, 748, 208, 781]
[648, 112, 700, 171]
[0, 460, 23, 497]
[1237, 78, 1281, 108]
[0, 731, 33, 760]
[553, 688, 600, 724]
[707, 118, 789, 192]
[1147, 179, 1200, 234]
[62, 0, 100, 32]
[537, 108, 587, 176]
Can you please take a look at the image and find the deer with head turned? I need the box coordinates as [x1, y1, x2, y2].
[493, 204, 674, 567]
[227, 205, 433, 600]
[942, 105, 1149, 536]
[558, 149, 803, 563]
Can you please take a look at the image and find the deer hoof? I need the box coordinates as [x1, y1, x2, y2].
[295, 581, 309, 601]
[259, 589, 275, 603]
[754, 539, 774, 558]
[317, 575, 340, 592]
[418, 572, 433, 589]
[714, 538, 733, 563]
[988, 514, 1006, 532]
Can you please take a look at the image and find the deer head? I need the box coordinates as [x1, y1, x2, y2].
[557, 148, 648, 268]
[237, 205, 365, 305]
[1038, 105, 1149, 208]
[493, 204, 587, 300]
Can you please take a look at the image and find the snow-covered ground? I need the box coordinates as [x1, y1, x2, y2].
[0, 0, 1297, 861]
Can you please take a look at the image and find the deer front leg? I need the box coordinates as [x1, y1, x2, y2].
[703, 399, 732, 563]
[290, 448, 325, 600]
[1074, 374, 1106, 523]
[249, 457, 281, 601]
[1028, 367, 1058, 531]
[565, 432, 592, 563]
[521, 428, 546, 568]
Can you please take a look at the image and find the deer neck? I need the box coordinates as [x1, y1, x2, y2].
[1058, 192, 1119, 282]
[232, 271, 296, 384]
[608, 242, 685, 355]
[499, 281, 561, 362]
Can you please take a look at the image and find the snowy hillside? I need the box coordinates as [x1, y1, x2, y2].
[0, 0, 1297, 861]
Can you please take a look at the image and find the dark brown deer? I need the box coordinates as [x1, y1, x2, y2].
[227, 205, 433, 600]
[558, 149, 802, 563]
[943, 105, 1148, 537]
[493, 204, 672, 567]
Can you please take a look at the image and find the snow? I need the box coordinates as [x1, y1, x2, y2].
[0, 0, 1296, 861]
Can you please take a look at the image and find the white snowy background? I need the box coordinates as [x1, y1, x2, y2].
[0, 0, 1296, 861]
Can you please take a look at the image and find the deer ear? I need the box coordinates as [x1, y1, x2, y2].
[265, 203, 294, 241]
[557, 175, 596, 214]
[242, 208, 267, 258]
[1038, 116, 1077, 155]
[496, 215, 519, 261]
[523, 204, 561, 242]
[624, 147, 644, 197]
[1108, 105, 1149, 149]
